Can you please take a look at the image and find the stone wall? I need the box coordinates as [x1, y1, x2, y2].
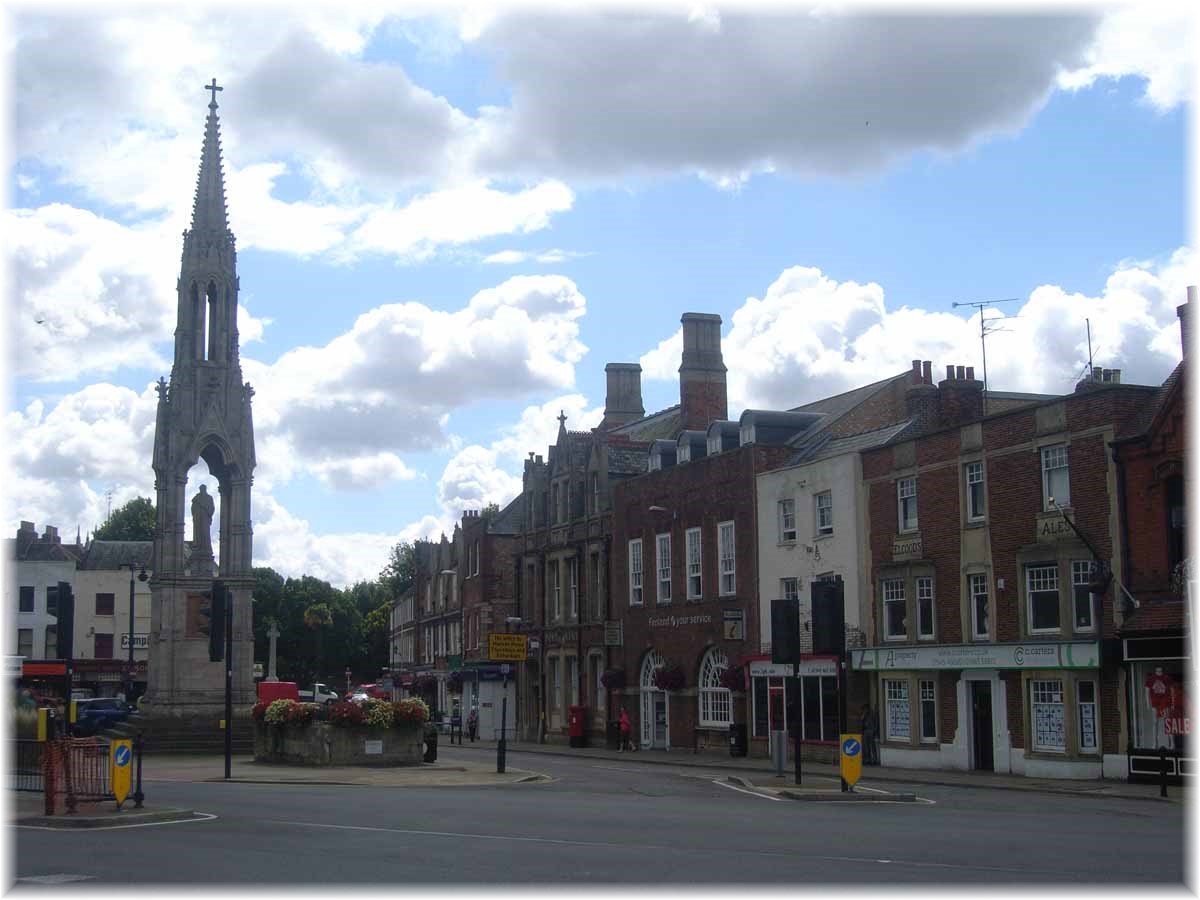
[253, 721, 425, 766]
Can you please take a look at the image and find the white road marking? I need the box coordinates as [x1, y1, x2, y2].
[16, 812, 217, 831]
[712, 779, 785, 801]
[17, 874, 95, 884]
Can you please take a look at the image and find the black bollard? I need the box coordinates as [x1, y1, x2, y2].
[1160, 747, 1169, 798]
[133, 732, 145, 809]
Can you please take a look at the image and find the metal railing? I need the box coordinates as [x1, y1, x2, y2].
[12, 740, 44, 792]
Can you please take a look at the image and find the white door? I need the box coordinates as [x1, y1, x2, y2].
[639, 650, 665, 748]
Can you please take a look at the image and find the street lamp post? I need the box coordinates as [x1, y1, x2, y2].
[498, 616, 522, 774]
[123, 562, 148, 700]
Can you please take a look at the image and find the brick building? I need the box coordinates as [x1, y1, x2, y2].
[513, 313, 727, 743]
[855, 359, 1160, 778]
[1111, 295, 1190, 780]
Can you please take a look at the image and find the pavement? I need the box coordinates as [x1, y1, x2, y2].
[10, 751, 544, 828]
[441, 735, 1187, 803]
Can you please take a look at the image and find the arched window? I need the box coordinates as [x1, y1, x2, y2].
[640, 650, 665, 690]
[698, 647, 731, 727]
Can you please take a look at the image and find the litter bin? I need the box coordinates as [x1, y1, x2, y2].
[729, 722, 748, 758]
[568, 705, 588, 748]
[606, 720, 621, 750]
[423, 724, 438, 763]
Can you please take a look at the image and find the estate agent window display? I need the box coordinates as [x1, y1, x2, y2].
[1019, 670, 1102, 759]
[879, 672, 942, 750]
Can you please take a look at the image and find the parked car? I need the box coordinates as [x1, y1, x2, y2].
[73, 698, 130, 736]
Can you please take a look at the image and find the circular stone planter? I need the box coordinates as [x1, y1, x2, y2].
[253, 721, 425, 766]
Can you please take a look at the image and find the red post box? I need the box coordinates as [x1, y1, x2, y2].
[568, 705, 587, 747]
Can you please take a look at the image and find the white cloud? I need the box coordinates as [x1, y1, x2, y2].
[309, 453, 420, 491]
[642, 248, 1195, 414]
[9, 205, 176, 381]
[1057, 5, 1194, 110]
[436, 445, 523, 520]
[253, 274, 588, 467]
[345, 181, 574, 261]
[483, 248, 587, 265]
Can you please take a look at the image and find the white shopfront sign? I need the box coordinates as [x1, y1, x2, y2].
[120, 634, 149, 650]
[852, 641, 1099, 671]
[749, 658, 838, 678]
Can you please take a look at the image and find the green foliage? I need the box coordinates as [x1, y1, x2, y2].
[93, 497, 156, 542]
[379, 541, 415, 599]
[480, 502, 500, 521]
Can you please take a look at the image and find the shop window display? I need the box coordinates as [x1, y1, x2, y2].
[1133, 662, 1187, 752]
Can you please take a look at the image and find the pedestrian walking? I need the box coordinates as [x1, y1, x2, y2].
[619, 707, 633, 752]
[467, 707, 478, 742]
[861, 703, 880, 765]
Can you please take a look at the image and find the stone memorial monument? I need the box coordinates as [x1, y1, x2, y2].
[142, 80, 257, 719]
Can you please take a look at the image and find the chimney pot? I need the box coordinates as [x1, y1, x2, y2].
[946, 365, 955, 380]
[955, 365, 965, 380]
[922, 361, 932, 384]
[965, 366, 975, 380]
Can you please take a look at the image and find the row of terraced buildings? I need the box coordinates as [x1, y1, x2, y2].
[391, 293, 1191, 782]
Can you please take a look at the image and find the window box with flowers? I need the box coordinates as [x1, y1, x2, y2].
[253, 696, 430, 766]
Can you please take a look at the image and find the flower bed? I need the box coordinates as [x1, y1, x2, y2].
[253, 697, 430, 766]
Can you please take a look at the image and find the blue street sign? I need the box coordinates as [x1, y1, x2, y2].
[842, 738, 861, 757]
[114, 744, 132, 767]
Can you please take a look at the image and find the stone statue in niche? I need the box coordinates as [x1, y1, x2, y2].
[191, 484, 215, 557]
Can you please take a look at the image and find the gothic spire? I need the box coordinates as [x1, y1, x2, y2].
[189, 78, 230, 235]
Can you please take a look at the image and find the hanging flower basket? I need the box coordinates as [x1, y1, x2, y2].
[600, 669, 626, 691]
[718, 665, 744, 692]
[447, 671, 465, 694]
[411, 674, 438, 695]
[652, 664, 685, 692]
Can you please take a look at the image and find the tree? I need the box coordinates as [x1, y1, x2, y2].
[303, 602, 334, 689]
[362, 600, 392, 675]
[379, 541, 416, 599]
[93, 497, 156, 542]
[481, 502, 500, 522]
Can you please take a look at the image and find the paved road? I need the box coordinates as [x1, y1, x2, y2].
[12, 746, 1184, 886]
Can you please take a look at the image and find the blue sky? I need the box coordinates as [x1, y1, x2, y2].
[5, 5, 1195, 587]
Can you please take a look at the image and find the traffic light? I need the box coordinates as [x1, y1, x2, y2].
[811, 578, 846, 656]
[771, 596, 800, 665]
[56, 582, 75, 660]
[209, 581, 227, 663]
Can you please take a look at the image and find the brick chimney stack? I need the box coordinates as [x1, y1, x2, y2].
[938, 362, 984, 425]
[904, 359, 939, 432]
[678, 313, 728, 431]
[16, 521, 36, 558]
[600, 363, 645, 429]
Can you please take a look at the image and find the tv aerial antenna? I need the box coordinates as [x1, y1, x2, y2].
[950, 298, 1019, 415]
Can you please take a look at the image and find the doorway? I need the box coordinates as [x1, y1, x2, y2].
[653, 695, 668, 748]
[971, 681, 994, 771]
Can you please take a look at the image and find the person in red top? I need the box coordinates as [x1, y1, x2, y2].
[1146, 668, 1175, 718]
[619, 707, 633, 752]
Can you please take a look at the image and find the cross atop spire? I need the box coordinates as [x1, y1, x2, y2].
[557, 410, 567, 428]
[188, 79, 230, 236]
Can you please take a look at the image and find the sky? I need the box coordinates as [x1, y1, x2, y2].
[3, 2, 1196, 589]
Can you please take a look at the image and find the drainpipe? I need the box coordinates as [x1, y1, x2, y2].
[1110, 441, 1134, 763]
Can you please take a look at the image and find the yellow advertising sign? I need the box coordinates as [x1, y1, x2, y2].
[109, 739, 133, 808]
[488, 633, 528, 662]
[840, 733, 863, 788]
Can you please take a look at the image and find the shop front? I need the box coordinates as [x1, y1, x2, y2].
[852, 639, 1106, 778]
[1123, 634, 1190, 781]
[459, 662, 519, 741]
[746, 656, 841, 762]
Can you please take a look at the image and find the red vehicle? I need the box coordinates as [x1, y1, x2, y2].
[355, 683, 390, 700]
[257, 681, 300, 704]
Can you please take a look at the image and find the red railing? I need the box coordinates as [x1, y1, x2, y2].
[41, 737, 114, 815]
